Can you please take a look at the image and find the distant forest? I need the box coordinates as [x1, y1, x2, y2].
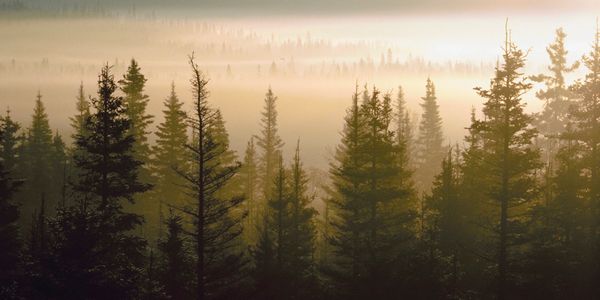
[1, 24, 600, 300]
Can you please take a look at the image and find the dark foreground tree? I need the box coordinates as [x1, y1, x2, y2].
[46, 64, 151, 299]
[180, 54, 247, 300]
[471, 28, 540, 299]
[0, 119, 23, 298]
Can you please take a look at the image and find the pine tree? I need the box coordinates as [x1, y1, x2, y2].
[157, 211, 194, 300]
[19, 92, 55, 223]
[0, 121, 22, 298]
[287, 140, 318, 295]
[425, 149, 464, 298]
[70, 82, 91, 142]
[395, 85, 414, 166]
[151, 82, 189, 239]
[48, 64, 151, 299]
[240, 137, 259, 245]
[471, 28, 540, 299]
[415, 77, 444, 190]
[49, 132, 67, 207]
[567, 24, 600, 294]
[0, 108, 21, 172]
[328, 86, 415, 298]
[522, 124, 586, 298]
[256, 87, 284, 209]
[181, 54, 247, 300]
[119, 58, 153, 189]
[531, 27, 579, 165]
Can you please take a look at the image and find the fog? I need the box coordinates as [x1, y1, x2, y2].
[0, 7, 597, 167]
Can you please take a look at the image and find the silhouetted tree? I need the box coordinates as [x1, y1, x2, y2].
[256, 87, 284, 211]
[47, 64, 151, 299]
[157, 211, 195, 299]
[328, 86, 415, 299]
[471, 28, 540, 299]
[415, 78, 444, 191]
[181, 54, 247, 300]
[151, 83, 189, 240]
[0, 120, 22, 298]
[566, 25, 600, 295]
[531, 28, 579, 165]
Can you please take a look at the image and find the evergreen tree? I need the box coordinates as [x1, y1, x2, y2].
[531, 28, 579, 165]
[567, 25, 600, 294]
[240, 137, 260, 245]
[471, 29, 540, 299]
[425, 149, 465, 298]
[157, 211, 195, 300]
[328, 86, 415, 299]
[119, 58, 153, 191]
[253, 143, 318, 299]
[415, 78, 444, 190]
[151, 83, 189, 239]
[47, 64, 151, 299]
[0, 109, 21, 172]
[19, 92, 55, 222]
[395, 85, 414, 166]
[0, 122, 22, 298]
[256, 87, 284, 209]
[181, 55, 247, 300]
[287, 141, 318, 295]
[70, 82, 91, 142]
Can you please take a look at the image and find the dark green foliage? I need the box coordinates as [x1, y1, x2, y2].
[415, 78, 444, 191]
[180, 55, 247, 300]
[256, 87, 284, 206]
[0, 118, 22, 298]
[157, 211, 195, 299]
[252, 142, 318, 299]
[45, 64, 151, 299]
[562, 26, 600, 294]
[151, 83, 189, 239]
[470, 31, 540, 299]
[119, 59, 155, 229]
[240, 137, 260, 245]
[327, 85, 415, 299]
[531, 28, 580, 164]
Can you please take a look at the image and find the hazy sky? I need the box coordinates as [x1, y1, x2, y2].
[19, 0, 599, 15]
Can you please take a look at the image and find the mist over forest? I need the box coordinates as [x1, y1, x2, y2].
[1, 1, 600, 299]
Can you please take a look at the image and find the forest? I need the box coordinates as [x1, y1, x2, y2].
[2, 4, 600, 299]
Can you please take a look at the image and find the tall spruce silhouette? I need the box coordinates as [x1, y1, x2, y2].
[471, 26, 540, 299]
[415, 77, 444, 191]
[48, 64, 151, 299]
[180, 54, 246, 300]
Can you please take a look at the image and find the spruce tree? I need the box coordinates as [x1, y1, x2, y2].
[567, 25, 600, 294]
[70, 82, 91, 142]
[531, 28, 579, 165]
[471, 29, 540, 299]
[181, 55, 247, 300]
[415, 78, 444, 190]
[240, 137, 259, 245]
[48, 64, 151, 299]
[425, 150, 464, 298]
[395, 85, 414, 166]
[19, 92, 55, 222]
[0, 122, 22, 298]
[328, 86, 415, 298]
[287, 140, 318, 295]
[119, 58, 153, 190]
[256, 87, 284, 209]
[157, 211, 194, 299]
[151, 83, 189, 239]
[0, 109, 21, 172]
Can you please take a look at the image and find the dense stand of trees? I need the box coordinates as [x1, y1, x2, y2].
[2, 26, 600, 299]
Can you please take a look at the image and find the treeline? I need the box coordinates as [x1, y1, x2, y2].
[0, 26, 599, 300]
